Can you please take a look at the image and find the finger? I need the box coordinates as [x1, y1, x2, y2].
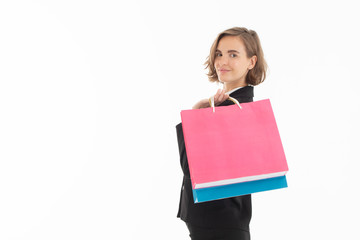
[217, 89, 226, 103]
[221, 89, 227, 100]
[217, 93, 224, 103]
[214, 89, 222, 102]
[222, 90, 229, 101]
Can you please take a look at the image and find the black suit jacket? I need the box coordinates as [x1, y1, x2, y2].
[176, 86, 254, 230]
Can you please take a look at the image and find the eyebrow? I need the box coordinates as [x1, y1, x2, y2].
[216, 49, 240, 53]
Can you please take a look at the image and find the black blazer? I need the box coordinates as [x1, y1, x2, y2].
[176, 86, 254, 230]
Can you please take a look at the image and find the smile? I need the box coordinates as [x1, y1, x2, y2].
[218, 69, 230, 74]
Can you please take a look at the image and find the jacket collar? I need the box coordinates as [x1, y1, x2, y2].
[219, 86, 254, 106]
[229, 85, 254, 98]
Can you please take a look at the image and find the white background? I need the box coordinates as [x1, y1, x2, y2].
[1, 1, 359, 239]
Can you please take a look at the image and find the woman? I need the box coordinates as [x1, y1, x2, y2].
[176, 27, 267, 240]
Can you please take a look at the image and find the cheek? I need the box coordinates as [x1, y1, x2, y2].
[232, 60, 247, 71]
[229, 59, 241, 69]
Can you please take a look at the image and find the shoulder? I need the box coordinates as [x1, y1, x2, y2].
[221, 86, 254, 106]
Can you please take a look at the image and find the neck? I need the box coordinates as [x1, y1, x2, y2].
[223, 81, 248, 93]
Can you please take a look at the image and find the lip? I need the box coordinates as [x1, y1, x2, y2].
[218, 69, 230, 74]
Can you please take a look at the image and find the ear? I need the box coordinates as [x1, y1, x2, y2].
[248, 55, 257, 70]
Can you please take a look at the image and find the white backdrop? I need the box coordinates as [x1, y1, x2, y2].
[1, 1, 360, 239]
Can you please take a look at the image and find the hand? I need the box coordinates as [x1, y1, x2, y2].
[192, 89, 229, 109]
[213, 89, 229, 106]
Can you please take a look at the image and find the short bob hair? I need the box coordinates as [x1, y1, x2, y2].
[205, 27, 267, 86]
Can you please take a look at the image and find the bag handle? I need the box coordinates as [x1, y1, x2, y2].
[209, 96, 242, 113]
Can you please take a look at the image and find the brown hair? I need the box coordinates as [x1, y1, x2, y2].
[204, 27, 267, 85]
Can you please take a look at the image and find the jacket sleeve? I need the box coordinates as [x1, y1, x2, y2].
[176, 123, 190, 177]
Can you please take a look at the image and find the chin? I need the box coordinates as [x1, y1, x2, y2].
[218, 78, 232, 83]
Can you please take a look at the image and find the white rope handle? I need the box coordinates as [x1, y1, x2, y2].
[209, 96, 242, 113]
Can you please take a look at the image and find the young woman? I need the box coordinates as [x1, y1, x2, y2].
[176, 27, 267, 240]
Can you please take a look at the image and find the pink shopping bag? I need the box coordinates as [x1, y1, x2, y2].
[180, 99, 288, 192]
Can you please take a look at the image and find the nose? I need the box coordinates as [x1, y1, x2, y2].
[215, 55, 228, 68]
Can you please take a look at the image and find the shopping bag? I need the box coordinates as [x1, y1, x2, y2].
[180, 98, 288, 203]
[192, 175, 288, 203]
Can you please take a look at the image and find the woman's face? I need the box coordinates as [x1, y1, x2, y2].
[214, 36, 256, 87]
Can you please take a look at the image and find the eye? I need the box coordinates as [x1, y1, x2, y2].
[215, 52, 222, 57]
[230, 53, 237, 58]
